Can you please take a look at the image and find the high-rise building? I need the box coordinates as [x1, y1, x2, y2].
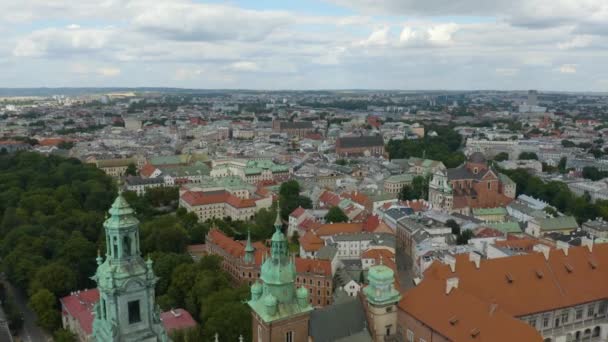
[248, 211, 313, 342]
[91, 194, 169, 341]
[527, 90, 539, 106]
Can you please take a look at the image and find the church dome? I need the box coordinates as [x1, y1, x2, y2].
[296, 286, 309, 299]
[468, 152, 486, 163]
[264, 294, 277, 307]
[251, 282, 262, 295]
[367, 264, 394, 283]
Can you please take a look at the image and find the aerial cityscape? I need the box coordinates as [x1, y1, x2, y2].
[1, 1, 608, 342]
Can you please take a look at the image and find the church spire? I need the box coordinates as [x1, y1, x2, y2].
[244, 228, 255, 264]
[274, 199, 282, 230]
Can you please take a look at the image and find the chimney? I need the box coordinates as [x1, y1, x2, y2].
[444, 254, 456, 273]
[533, 244, 550, 260]
[556, 241, 569, 256]
[581, 236, 594, 252]
[446, 277, 459, 295]
[469, 252, 481, 269]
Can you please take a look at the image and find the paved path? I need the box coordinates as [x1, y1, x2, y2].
[0, 278, 50, 342]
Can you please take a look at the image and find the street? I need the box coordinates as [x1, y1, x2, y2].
[0, 278, 50, 342]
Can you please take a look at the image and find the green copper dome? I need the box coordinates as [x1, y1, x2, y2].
[264, 294, 277, 306]
[252, 282, 263, 294]
[367, 264, 394, 282]
[296, 286, 309, 299]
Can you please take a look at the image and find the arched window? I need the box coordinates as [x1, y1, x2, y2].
[123, 236, 132, 256]
[593, 327, 601, 337]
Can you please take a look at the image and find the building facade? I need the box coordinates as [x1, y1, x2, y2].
[335, 135, 385, 157]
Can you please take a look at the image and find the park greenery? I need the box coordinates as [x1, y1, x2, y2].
[386, 124, 466, 168]
[0, 152, 253, 340]
[501, 168, 608, 223]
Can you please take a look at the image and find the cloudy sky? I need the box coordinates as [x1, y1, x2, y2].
[2, 0, 608, 90]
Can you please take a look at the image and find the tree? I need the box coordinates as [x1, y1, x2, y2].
[558, 157, 568, 174]
[291, 231, 300, 245]
[456, 230, 473, 245]
[494, 152, 509, 162]
[29, 289, 60, 332]
[446, 219, 461, 235]
[29, 262, 77, 298]
[561, 140, 576, 148]
[279, 180, 312, 220]
[125, 163, 137, 176]
[543, 206, 558, 217]
[54, 329, 77, 342]
[398, 185, 415, 201]
[582, 166, 603, 181]
[325, 206, 348, 223]
[518, 152, 538, 160]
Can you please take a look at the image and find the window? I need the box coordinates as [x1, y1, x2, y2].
[561, 311, 569, 324]
[128, 300, 141, 324]
[576, 307, 583, 320]
[599, 302, 607, 314]
[385, 325, 392, 336]
[588, 304, 596, 317]
[529, 318, 536, 327]
[285, 331, 294, 342]
[407, 329, 414, 342]
[542, 315, 550, 328]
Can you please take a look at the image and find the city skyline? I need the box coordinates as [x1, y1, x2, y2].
[2, 0, 608, 91]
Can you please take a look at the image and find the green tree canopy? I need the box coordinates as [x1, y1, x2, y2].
[325, 206, 348, 223]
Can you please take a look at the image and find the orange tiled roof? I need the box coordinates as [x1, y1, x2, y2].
[299, 231, 324, 252]
[295, 257, 332, 276]
[38, 138, 65, 146]
[140, 163, 157, 178]
[182, 190, 255, 208]
[421, 244, 608, 316]
[362, 215, 380, 232]
[290, 206, 306, 218]
[400, 280, 542, 342]
[315, 222, 363, 237]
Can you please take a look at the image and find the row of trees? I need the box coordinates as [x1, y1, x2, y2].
[386, 124, 466, 168]
[502, 168, 608, 223]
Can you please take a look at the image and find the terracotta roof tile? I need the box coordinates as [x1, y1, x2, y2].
[295, 258, 332, 276]
[315, 222, 363, 237]
[299, 231, 324, 252]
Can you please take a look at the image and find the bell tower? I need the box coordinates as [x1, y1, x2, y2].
[92, 194, 168, 342]
[248, 207, 312, 342]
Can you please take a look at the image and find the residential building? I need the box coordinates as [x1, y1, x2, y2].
[526, 216, 579, 237]
[384, 173, 414, 195]
[272, 120, 314, 138]
[582, 218, 608, 239]
[179, 189, 272, 222]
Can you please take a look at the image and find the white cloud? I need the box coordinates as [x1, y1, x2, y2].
[229, 61, 260, 72]
[359, 26, 390, 46]
[97, 67, 120, 77]
[132, 3, 291, 42]
[559, 64, 577, 73]
[399, 23, 458, 46]
[558, 35, 594, 49]
[13, 27, 115, 57]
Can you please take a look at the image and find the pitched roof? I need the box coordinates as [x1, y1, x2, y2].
[290, 206, 306, 218]
[400, 280, 542, 342]
[295, 258, 332, 276]
[421, 244, 608, 316]
[299, 231, 325, 252]
[309, 297, 368, 342]
[535, 216, 578, 231]
[160, 309, 197, 333]
[336, 135, 384, 149]
[315, 223, 363, 237]
[181, 190, 255, 208]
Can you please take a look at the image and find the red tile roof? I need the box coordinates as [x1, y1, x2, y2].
[318, 190, 341, 207]
[299, 231, 324, 252]
[39, 138, 66, 146]
[207, 229, 267, 265]
[140, 163, 157, 178]
[362, 215, 380, 232]
[61, 289, 197, 336]
[295, 258, 332, 276]
[181, 190, 255, 208]
[61, 289, 99, 335]
[290, 206, 306, 219]
[160, 309, 197, 333]
[421, 244, 608, 317]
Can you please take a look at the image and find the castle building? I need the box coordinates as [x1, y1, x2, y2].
[248, 213, 314, 342]
[429, 152, 516, 215]
[335, 135, 385, 157]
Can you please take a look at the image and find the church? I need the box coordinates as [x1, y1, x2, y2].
[60, 194, 196, 341]
[428, 152, 516, 215]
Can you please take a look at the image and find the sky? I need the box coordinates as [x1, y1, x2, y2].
[1, 0, 608, 91]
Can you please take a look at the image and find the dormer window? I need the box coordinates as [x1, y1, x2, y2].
[474, 167, 478, 174]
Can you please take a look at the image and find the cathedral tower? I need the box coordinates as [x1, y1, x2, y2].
[248, 209, 312, 342]
[92, 194, 168, 341]
[363, 261, 401, 341]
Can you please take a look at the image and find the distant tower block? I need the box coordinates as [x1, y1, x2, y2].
[527, 90, 538, 106]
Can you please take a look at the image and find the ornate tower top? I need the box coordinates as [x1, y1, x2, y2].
[92, 194, 168, 342]
[244, 228, 255, 264]
[248, 207, 311, 323]
[363, 264, 401, 306]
